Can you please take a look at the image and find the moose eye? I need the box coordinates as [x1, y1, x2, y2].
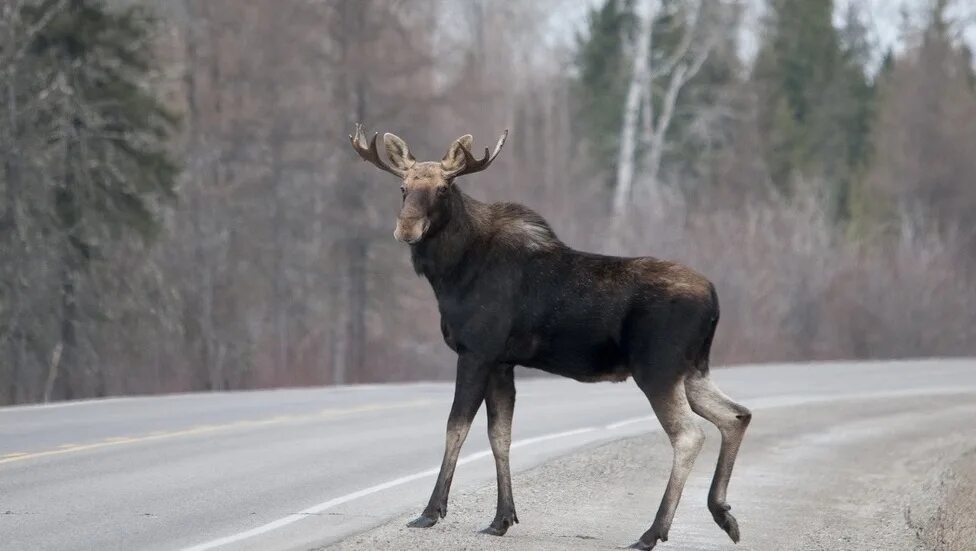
[400, 185, 406, 196]
[436, 186, 448, 196]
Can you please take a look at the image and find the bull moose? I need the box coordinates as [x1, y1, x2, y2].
[349, 124, 751, 550]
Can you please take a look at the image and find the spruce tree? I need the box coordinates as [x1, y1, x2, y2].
[573, 0, 635, 186]
[861, 0, 976, 240]
[23, 0, 178, 399]
[752, 0, 873, 208]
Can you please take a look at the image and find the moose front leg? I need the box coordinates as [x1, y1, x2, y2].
[408, 355, 491, 529]
[481, 364, 518, 536]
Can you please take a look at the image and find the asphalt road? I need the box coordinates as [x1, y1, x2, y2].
[1, 360, 975, 551]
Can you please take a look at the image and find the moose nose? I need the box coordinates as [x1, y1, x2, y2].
[394, 218, 430, 244]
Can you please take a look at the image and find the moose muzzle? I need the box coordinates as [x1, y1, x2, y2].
[394, 216, 430, 244]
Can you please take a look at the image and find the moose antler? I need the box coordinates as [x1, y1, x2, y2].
[445, 130, 509, 179]
[349, 123, 405, 178]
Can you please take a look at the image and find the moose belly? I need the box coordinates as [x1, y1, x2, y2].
[516, 334, 631, 383]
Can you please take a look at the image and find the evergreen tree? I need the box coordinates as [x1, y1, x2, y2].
[572, 0, 635, 185]
[862, 0, 976, 241]
[22, 0, 178, 399]
[829, 3, 875, 219]
[752, 0, 873, 209]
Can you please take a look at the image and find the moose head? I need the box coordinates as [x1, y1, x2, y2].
[349, 124, 508, 244]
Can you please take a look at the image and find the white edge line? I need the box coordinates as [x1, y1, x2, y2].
[605, 416, 654, 430]
[177, 427, 598, 551]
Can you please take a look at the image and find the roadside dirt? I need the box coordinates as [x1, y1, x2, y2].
[907, 447, 976, 551]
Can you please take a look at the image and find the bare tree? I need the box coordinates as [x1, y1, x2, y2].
[612, 0, 714, 222]
[613, 0, 656, 221]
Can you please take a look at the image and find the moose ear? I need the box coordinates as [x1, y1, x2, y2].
[383, 133, 416, 170]
[441, 134, 473, 172]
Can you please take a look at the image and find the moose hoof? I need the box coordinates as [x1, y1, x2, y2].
[480, 524, 507, 536]
[715, 510, 740, 543]
[480, 512, 517, 537]
[627, 527, 667, 550]
[407, 515, 438, 529]
[709, 501, 740, 543]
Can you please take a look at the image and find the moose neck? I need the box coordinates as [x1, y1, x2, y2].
[409, 188, 485, 290]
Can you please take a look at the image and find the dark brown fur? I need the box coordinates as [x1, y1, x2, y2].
[350, 127, 752, 549]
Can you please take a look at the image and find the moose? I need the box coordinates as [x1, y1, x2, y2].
[349, 124, 751, 550]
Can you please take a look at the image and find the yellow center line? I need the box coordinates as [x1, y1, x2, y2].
[0, 399, 433, 467]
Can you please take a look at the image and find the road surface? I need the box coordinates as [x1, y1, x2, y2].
[1, 360, 975, 551]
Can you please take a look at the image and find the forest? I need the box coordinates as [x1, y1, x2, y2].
[1, 0, 975, 405]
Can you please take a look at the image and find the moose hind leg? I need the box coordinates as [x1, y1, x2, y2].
[481, 364, 518, 536]
[685, 371, 752, 543]
[630, 376, 705, 550]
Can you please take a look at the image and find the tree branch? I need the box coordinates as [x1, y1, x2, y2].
[650, 0, 702, 79]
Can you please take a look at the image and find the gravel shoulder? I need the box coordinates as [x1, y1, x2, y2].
[907, 446, 976, 551]
[325, 393, 976, 551]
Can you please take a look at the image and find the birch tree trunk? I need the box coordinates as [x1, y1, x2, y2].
[614, 0, 710, 224]
[611, 0, 656, 222]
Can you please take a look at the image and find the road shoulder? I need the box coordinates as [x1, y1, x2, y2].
[324, 394, 976, 551]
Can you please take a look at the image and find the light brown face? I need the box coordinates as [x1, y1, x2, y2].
[394, 163, 448, 243]
[350, 124, 507, 243]
[384, 133, 472, 244]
